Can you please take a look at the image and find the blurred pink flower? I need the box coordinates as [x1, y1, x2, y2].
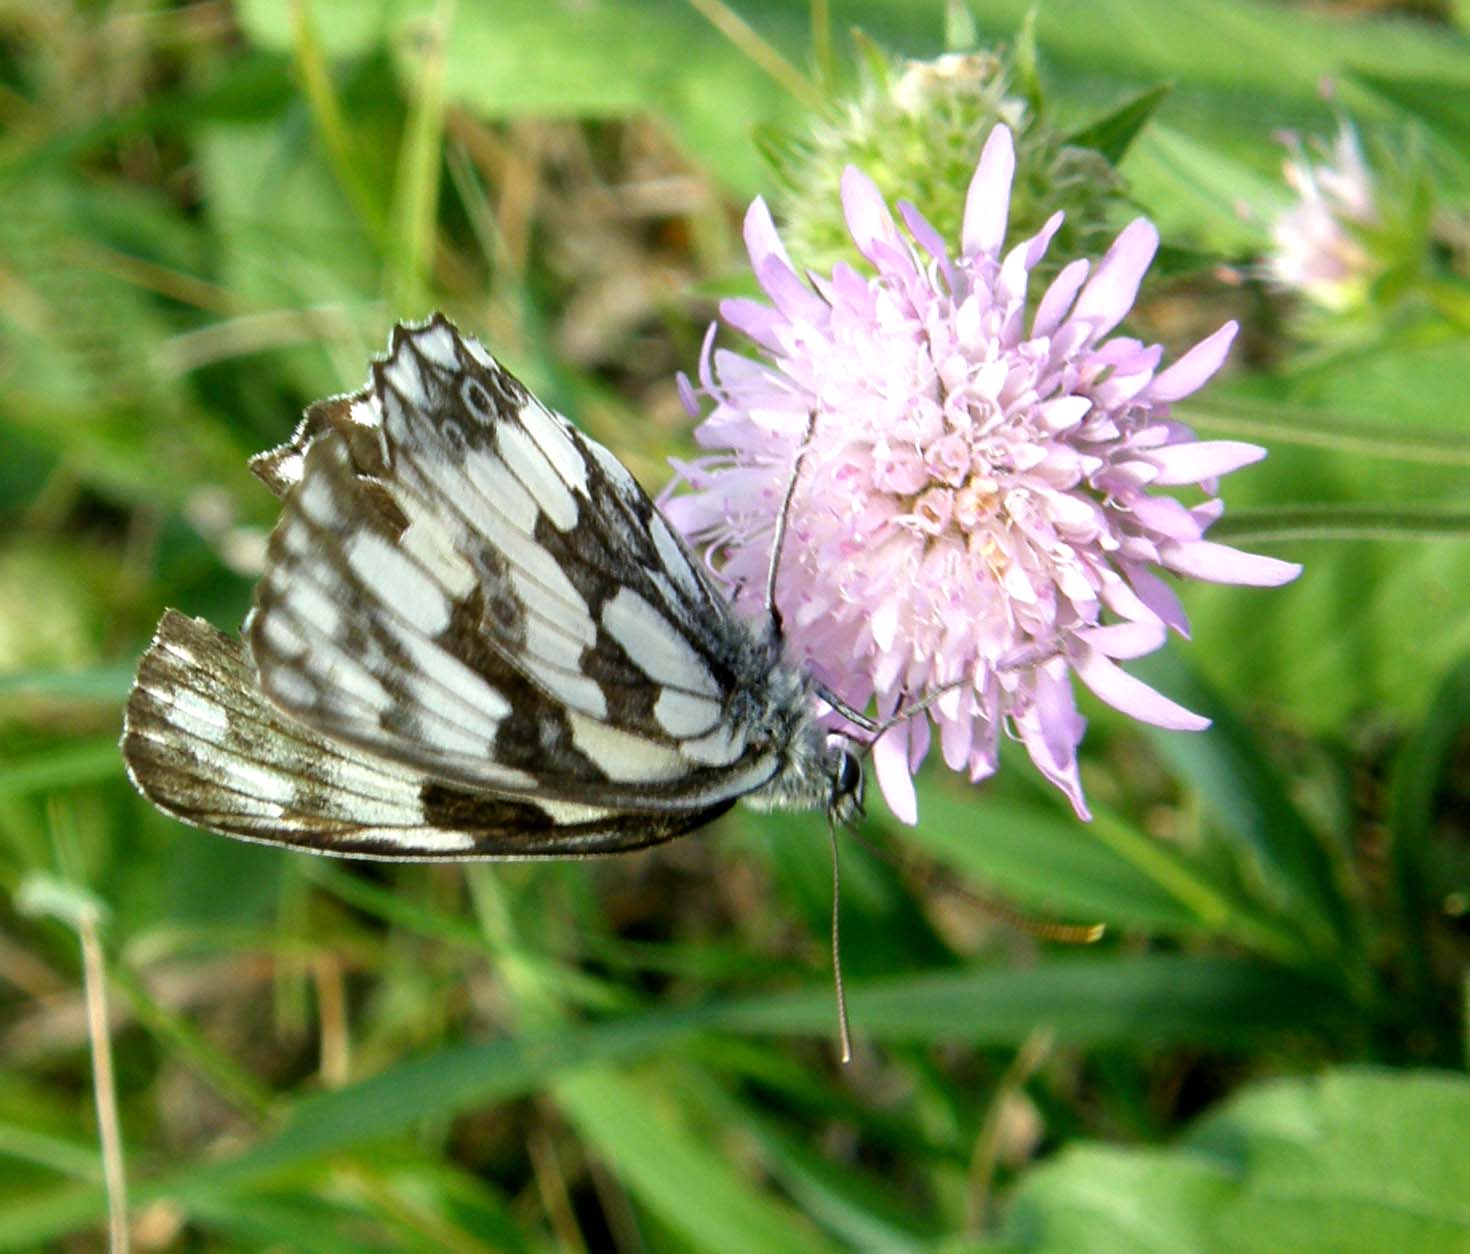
[1269, 124, 1378, 311]
[663, 125, 1300, 824]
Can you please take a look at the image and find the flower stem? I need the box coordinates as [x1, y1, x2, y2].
[79, 905, 129, 1254]
[1183, 398, 1470, 468]
[1211, 503, 1470, 545]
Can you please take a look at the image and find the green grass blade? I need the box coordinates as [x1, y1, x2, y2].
[718, 955, 1351, 1048]
[555, 1065, 830, 1253]
[0, 740, 121, 798]
[387, 0, 451, 312]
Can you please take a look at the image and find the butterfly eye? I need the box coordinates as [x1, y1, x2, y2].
[832, 746, 864, 814]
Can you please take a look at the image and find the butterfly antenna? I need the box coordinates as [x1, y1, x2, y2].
[763, 410, 819, 641]
[828, 815, 854, 1064]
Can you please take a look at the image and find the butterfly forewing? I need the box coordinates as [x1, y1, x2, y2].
[247, 318, 800, 810]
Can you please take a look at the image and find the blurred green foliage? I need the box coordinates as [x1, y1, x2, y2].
[2, 0, 1468, 1249]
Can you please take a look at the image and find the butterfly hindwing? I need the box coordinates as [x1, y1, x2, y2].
[123, 610, 733, 858]
[246, 316, 788, 812]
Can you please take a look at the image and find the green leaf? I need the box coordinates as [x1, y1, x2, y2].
[905, 779, 1291, 949]
[993, 1068, 1470, 1253]
[0, 1121, 101, 1183]
[0, 666, 134, 702]
[188, 1196, 403, 1254]
[237, 0, 818, 196]
[387, 0, 451, 313]
[1349, 68, 1470, 149]
[721, 955, 1350, 1047]
[1127, 652, 1356, 972]
[1066, 84, 1172, 165]
[698, 1081, 938, 1250]
[0, 740, 122, 798]
[1180, 346, 1470, 735]
[1124, 124, 1279, 254]
[1386, 657, 1470, 1027]
[0, 951, 1354, 1247]
[555, 1066, 829, 1253]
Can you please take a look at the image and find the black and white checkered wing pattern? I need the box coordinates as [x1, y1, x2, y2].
[244, 317, 793, 818]
[123, 610, 730, 858]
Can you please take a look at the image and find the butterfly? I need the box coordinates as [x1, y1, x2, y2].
[122, 314, 872, 863]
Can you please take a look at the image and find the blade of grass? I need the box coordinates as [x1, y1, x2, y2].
[692, 1072, 936, 1249]
[684, 0, 822, 109]
[0, 1121, 102, 1183]
[0, 740, 122, 799]
[1388, 657, 1470, 1018]
[905, 782, 1306, 960]
[387, 0, 452, 313]
[555, 1065, 830, 1253]
[717, 954, 1352, 1046]
[0, 665, 134, 701]
[288, 0, 388, 245]
[0, 953, 1351, 1247]
[1128, 651, 1360, 977]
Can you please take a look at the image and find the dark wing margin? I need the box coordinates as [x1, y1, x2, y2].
[122, 610, 733, 859]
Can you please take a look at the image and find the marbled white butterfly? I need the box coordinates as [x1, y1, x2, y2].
[122, 315, 872, 864]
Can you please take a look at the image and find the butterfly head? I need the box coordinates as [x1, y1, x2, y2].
[826, 734, 866, 827]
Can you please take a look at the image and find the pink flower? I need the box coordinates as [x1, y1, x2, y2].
[663, 125, 1300, 824]
[1269, 124, 1378, 312]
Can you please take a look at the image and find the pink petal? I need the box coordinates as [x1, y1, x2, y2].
[998, 236, 1037, 305]
[898, 201, 956, 292]
[939, 707, 972, 770]
[1015, 665, 1090, 820]
[962, 124, 1015, 260]
[1024, 211, 1066, 270]
[1192, 499, 1225, 527]
[1148, 440, 1266, 485]
[676, 371, 699, 416]
[841, 166, 902, 266]
[907, 712, 933, 772]
[1132, 494, 1204, 541]
[1072, 647, 1210, 731]
[1147, 322, 1238, 402]
[1160, 540, 1303, 586]
[1073, 620, 1167, 659]
[830, 262, 874, 314]
[1070, 219, 1158, 341]
[870, 594, 901, 652]
[1118, 562, 1190, 636]
[742, 196, 796, 276]
[1033, 258, 1090, 338]
[1091, 336, 1149, 367]
[756, 256, 828, 325]
[1041, 398, 1095, 438]
[871, 725, 918, 825]
[696, 319, 719, 390]
[719, 297, 783, 351]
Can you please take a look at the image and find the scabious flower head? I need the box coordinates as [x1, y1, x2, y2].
[664, 125, 1301, 824]
[763, 48, 1124, 287]
[1268, 124, 1379, 313]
